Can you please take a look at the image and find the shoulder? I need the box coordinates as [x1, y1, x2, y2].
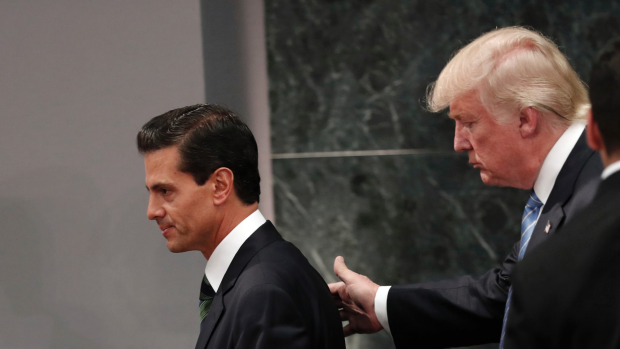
[562, 152, 603, 218]
[564, 146, 602, 192]
[223, 240, 332, 321]
[233, 239, 326, 296]
[573, 151, 603, 195]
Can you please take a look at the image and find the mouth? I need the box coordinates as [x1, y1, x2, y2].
[159, 225, 175, 237]
[469, 162, 481, 169]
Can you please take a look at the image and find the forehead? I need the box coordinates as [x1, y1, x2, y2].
[448, 90, 487, 119]
[144, 147, 187, 184]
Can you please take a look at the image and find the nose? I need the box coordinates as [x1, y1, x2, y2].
[454, 123, 473, 152]
[147, 196, 165, 220]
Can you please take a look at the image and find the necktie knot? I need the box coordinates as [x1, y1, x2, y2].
[200, 275, 215, 301]
[199, 275, 215, 323]
[524, 191, 543, 211]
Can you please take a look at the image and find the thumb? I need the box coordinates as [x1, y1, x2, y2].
[334, 256, 356, 284]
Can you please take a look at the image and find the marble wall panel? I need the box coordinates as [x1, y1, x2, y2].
[273, 154, 527, 284]
[267, 0, 620, 154]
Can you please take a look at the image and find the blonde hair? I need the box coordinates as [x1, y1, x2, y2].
[426, 27, 589, 126]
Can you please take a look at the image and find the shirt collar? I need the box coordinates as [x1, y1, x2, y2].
[533, 122, 586, 204]
[602, 160, 620, 180]
[204, 209, 266, 292]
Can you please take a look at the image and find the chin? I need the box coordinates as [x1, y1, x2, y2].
[479, 172, 497, 186]
[480, 174, 508, 188]
[480, 173, 519, 188]
[166, 241, 188, 253]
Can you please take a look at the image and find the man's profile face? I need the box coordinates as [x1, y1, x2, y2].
[144, 146, 214, 253]
[449, 90, 528, 188]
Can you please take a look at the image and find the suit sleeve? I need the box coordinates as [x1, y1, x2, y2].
[387, 241, 519, 349]
[233, 283, 311, 349]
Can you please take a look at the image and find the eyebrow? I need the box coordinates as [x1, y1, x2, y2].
[146, 182, 173, 192]
[449, 112, 475, 121]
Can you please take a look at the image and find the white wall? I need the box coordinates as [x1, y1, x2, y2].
[0, 1, 208, 348]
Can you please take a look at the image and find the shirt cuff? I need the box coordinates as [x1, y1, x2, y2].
[375, 285, 392, 335]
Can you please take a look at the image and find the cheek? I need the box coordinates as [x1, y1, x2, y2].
[469, 132, 489, 156]
[468, 126, 486, 145]
[471, 134, 503, 166]
[165, 204, 191, 230]
[185, 199, 212, 230]
[486, 136, 520, 168]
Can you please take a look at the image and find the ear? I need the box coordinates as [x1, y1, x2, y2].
[211, 167, 234, 206]
[586, 109, 605, 151]
[519, 107, 539, 138]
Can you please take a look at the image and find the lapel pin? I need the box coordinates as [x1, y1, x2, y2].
[544, 220, 551, 234]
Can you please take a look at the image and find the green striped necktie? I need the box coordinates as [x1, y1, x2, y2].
[199, 274, 215, 323]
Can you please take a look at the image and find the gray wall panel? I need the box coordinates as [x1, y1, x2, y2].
[200, 0, 274, 221]
[1, 1, 206, 348]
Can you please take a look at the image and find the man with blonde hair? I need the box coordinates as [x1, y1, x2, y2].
[329, 27, 603, 348]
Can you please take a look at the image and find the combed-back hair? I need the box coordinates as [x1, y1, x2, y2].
[427, 26, 589, 127]
[137, 104, 260, 204]
[590, 38, 620, 154]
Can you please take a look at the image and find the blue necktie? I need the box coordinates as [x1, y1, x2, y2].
[499, 191, 543, 348]
[199, 274, 215, 324]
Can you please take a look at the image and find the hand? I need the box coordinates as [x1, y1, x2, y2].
[328, 256, 383, 336]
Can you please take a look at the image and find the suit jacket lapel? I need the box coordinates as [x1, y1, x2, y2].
[526, 132, 595, 255]
[194, 221, 282, 349]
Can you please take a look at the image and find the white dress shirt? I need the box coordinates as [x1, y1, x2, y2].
[204, 210, 266, 292]
[375, 122, 586, 334]
[602, 160, 620, 179]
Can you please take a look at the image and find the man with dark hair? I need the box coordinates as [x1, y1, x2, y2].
[503, 39, 620, 349]
[137, 104, 345, 349]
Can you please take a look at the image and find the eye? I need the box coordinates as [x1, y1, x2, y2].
[161, 188, 169, 195]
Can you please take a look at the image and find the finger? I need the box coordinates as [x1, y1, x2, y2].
[333, 256, 357, 284]
[339, 309, 349, 321]
[328, 281, 345, 295]
[342, 324, 354, 337]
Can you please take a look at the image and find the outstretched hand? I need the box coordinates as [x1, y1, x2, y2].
[328, 256, 383, 337]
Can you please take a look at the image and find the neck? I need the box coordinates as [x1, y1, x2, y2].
[524, 123, 568, 189]
[201, 202, 259, 260]
[601, 150, 620, 168]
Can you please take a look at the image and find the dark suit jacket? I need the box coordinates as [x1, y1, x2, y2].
[195, 221, 345, 349]
[386, 132, 603, 348]
[504, 170, 620, 349]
